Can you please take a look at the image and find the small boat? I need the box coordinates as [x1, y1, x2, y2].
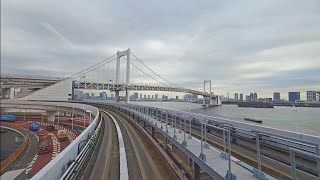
[244, 117, 263, 123]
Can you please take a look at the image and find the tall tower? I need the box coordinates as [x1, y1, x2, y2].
[115, 48, 131, 103]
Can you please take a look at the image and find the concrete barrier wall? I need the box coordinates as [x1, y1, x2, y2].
[0, 124, 29, 175]
[0, 100, 99, 180]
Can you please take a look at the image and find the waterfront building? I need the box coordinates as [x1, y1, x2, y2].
[111, 94, 114, 99]
[133, 92, 139, 99]
[249, 93, 254, 101]
[100, 92, 107, 99]
[245, 95, 249, 101]
[317, 91, 320, 101]
[148, 95, 150, 99]
[253, 92, 257, 100]
[162, 95, 165, 99]
[273, 92, 280, 101]
[91, 93, 94, 98]
[288, 92, 300, 102]
[155, 94, 158, 99]
[144, 95, 147, 99]
[152, 95, 154, 99]
[306, 91, 317, 101]
[239, 93, 243, 101]
[234, 93, 238, 100]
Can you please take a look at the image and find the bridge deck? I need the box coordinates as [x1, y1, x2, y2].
[135, 111, 276, 180]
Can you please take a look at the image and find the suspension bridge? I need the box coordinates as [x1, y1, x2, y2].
[2, 49, 221, 106]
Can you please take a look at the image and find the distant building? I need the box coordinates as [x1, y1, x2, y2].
[234, 93, 238, 100]
[133, 92, 139, 99]
[140, 93, 142, 99]
[239, 93, 243, 101]
[162, 95, 165, 99]
[249, 93, 254, 101]
[245, 95, 250, 101]
[100, 92, 107, 99]
[155, 94, 158, 99]
[84, 93, 90, 99]
[91, 93, 94, 98]
[273, 92, 280, 101]
[144, 95, 147, 99]
[147, 95, 150, 99]
[111, 94, 114, 99]
[288, 92, 300, 102]
[306, 91, 317, 101]
[317, 91, 320, 101]
[253, 93, 257, 100]
[152, 95, 154, 99]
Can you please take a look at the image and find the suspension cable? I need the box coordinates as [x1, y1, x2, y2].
[123, 57, 169, 87]
[70, 53, 117, 78]
[130, 52, 177, 87]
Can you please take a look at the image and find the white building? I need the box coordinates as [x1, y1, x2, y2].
[307, 91, 317, 101]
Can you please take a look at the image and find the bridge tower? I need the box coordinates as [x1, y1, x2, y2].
[202, 80, 222, 106]
[115, 48, 131, 103]
[203, 80, 212, 105]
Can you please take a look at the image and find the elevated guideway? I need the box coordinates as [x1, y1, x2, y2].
[87, 101, 320, 180]
[79, 109, 186, 180]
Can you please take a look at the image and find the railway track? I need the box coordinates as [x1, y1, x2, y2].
[86, 108, 183, 180]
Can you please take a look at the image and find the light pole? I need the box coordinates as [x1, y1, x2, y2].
[173, 115, 177, 140]
[160, 111, 163, 130]
[57, 105, 60, 126]
[83, 107, 86, 130]
[182, 116, 187, 147]
[199, 119, 206, 161]
[86, 110, 92, 123]
[178, 114, 182, 133]
[165, 111, 168, 134]
[188, 104, 192, 139]
[72, 106, 74, 131]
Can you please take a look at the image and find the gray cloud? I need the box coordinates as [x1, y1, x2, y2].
[1, 0, 320, 99]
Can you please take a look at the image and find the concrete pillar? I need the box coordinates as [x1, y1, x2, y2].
[151, 127, 155, 137]
[126, 89, 130, 103]
[10, 87, 15, 99]
[46, 111, 58, 123]
[2, 88, 10, 99]
[115, 91, 120, 102]
[165, 138, 169, 152]
[193, 162, 200, 180]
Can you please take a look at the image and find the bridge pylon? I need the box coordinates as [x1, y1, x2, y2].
[115, 48, 131, 103]
[202, 80, 222, 107]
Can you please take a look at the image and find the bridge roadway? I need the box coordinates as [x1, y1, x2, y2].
[0, 74, 62, 88]
[75, 81, 211, 97]
[84, 109, 184, 180]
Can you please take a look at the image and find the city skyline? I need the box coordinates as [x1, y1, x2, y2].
[1, 1, 320, 98]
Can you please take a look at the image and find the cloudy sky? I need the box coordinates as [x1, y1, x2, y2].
[1, 0, 320, 99]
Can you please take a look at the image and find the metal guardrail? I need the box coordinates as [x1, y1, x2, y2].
[87, 102, 320, 180]
[61, 116, 102, 180]
[289, 148, 320, 180]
